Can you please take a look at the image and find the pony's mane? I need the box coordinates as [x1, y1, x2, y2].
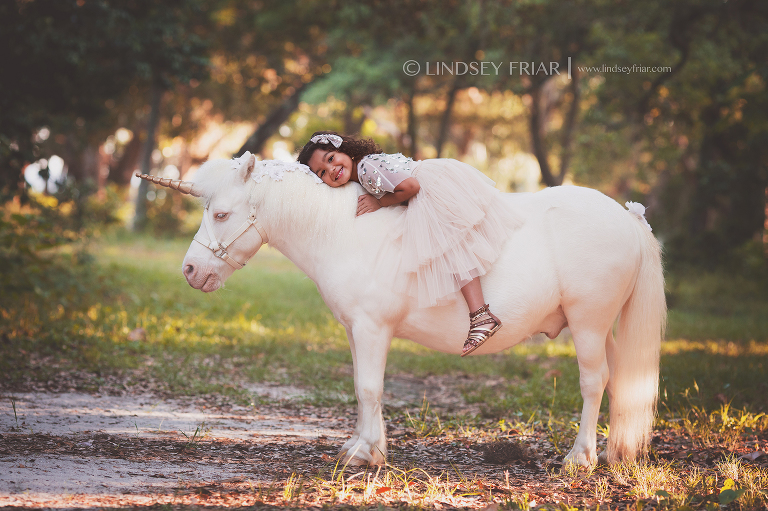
[253, 170, 359, 248]
[193, 158, 359, 248]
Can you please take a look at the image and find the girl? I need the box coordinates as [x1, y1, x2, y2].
[297, 131, 520, 356]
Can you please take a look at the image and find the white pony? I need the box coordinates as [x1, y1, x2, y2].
[137, 152, 666, 467]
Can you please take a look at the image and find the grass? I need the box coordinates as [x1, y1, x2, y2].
[666, 269, 768, 342]
[3, 231, 767, 412]
[2, 231, 768, 509]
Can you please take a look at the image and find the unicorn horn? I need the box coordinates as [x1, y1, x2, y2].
[135, 173, 201, 197]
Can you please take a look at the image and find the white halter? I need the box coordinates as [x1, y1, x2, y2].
[193, 203, 269, 269]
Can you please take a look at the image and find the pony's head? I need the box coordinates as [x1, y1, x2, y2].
[137, 152, 358, 293]
[180, 153, 264, 292]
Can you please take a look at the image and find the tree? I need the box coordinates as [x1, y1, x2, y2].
[573, 0, 768, 264]
[0, 0, 208, 200]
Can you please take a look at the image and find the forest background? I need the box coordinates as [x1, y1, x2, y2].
[2, 2, 768, 508]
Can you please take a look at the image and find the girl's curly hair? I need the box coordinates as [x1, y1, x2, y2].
[297, 131, 382, 167]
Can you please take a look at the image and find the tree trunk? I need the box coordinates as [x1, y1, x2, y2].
[435, 79, 461, 158]
[107, 123, 144, 185]
[133, 83, 163, 231]
[529, 73, 580, 188]
[235, 83, 308, 157]
[558, 66, 580, 184]
[343, 105, 366, 136]
[405, 92, 418, 158]
[529, 81, 559, 187]
[58, 137, 100, 185]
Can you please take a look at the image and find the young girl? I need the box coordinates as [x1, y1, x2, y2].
[297, 131, 520, 356]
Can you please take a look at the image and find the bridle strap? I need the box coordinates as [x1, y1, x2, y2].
[194, 205, 268, 269]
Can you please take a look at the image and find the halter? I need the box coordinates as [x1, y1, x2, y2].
[193, 203, 269, 269]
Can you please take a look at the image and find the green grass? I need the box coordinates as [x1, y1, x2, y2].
[2, 231, 767, 419]
[666, 268, 768, 342]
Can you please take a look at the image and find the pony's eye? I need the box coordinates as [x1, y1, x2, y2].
[215, 212, 228, 220]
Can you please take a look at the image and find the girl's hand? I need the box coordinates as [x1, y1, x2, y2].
[356, 194, 382, 216]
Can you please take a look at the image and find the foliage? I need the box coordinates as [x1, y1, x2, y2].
[572, 0, 768, 265]
[3, 0, 766, 268]
[141, 189, 200, 236]
[0, 184, 121, 302]
[0, 0, 209, 194]
[301, 0, 768, 267]
[0, 183, 123, 395]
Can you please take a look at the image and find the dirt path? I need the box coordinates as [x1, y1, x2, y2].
[3, 380, 767, 510]
[0, 386, 356, 508]
[0, 375, 479, 508]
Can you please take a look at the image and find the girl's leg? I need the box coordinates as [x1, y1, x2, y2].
[460, 277, 486, 312]
[460, 277, 502, 356]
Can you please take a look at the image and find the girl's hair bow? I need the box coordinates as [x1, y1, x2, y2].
[310, 134, 343, 148]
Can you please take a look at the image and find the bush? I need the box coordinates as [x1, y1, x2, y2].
[0, 182, 120, 306]
[142, 189, 199, 236]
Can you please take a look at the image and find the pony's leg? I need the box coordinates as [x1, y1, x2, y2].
[338, 319, 392, 466]
[598, 329, 617, 465]
[339, 326, 363, 454]
[564, 326, 610, 467]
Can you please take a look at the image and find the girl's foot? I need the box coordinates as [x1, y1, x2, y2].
[461, 304, 502, 357]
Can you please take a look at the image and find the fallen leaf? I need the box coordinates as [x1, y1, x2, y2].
[127, 328, 146, 341]
[739, 451, 766, 461]
[376, 487, 391, 494]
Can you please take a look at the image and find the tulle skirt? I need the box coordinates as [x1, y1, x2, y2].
[387, 158, 522, 308]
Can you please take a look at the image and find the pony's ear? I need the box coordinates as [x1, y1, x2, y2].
[236, 152, 257, 182]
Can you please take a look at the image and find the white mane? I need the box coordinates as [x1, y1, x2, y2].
[252, 170, 358, 248]
[194, 158, 359, 248]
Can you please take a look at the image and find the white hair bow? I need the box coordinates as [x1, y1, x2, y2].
[310, 134, 343, 148]
[625, 201, 653, 232]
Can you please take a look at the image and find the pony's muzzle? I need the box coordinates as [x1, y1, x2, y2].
[181, 260, 220, 292]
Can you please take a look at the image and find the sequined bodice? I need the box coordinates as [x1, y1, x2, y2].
[356, 153, 415, 199]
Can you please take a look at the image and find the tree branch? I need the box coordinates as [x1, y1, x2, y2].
[235, 82, 310, 157]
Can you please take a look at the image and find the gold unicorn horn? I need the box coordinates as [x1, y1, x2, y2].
[135, 173, 201, 197]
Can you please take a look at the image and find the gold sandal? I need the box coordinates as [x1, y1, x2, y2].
[461, 304, 502, 357]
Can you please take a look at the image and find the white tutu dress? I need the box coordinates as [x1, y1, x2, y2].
[357, 153, 522, 308]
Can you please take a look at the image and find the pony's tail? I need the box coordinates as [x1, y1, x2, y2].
[604, 215, 666, 463]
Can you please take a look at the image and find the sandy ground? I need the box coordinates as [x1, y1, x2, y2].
[0, 375, 476, 508]
[0, 384, 354, 508]
[3, 380, 766, 510]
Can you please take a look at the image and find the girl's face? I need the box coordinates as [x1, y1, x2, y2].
[307, 149, 356, 187]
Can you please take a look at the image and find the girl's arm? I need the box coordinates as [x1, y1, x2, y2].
[356, 177, 420, 216]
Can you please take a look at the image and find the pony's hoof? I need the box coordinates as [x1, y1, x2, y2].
[339, 441, 385, 466]
[342, 454, 370, 467]
[564, 450, 596, 468]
